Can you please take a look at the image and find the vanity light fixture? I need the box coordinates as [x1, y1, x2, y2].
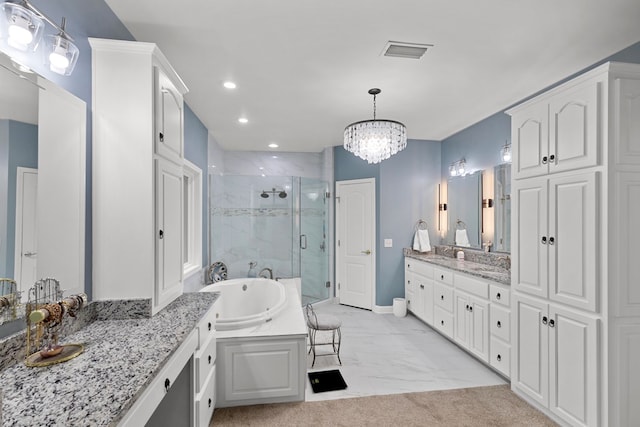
[344, 88, 407, 164]
[449, 158, 466, 177]
[500, 142, 512, 163]
[0, 1, 79, 75]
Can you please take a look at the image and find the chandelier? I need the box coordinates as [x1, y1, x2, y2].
[344, 88, 407, 164]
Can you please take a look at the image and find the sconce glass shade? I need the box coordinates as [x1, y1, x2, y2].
[0, 2, 44, 51]
[449, 164, 457, 176]
[457, 160, 466, 175]
[46, 34, 78, 75]
[501, 143, 512, 163]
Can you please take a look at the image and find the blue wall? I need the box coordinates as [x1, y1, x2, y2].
[335, 140, 441, 306]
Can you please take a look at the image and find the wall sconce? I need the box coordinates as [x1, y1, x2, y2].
[0, 1, 79, 75]
[449, 158, 466, 177]
[500, 142, 512, 163]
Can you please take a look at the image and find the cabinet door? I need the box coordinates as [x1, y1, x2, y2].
[454, 292, 470, 348]
[513, 295, 549, 408]
[155, 158, 184, 311]
[512, 177, 548, 299]
[548, 304, 599, 427]
[155, 68, 184, 164]
[468, 297, 489, 362]
[549, 80, 600, 174]
[548, 173, 598, 312]
[512, 101, 549, 179]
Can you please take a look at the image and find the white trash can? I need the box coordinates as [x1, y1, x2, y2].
[393, 298, 407, 317]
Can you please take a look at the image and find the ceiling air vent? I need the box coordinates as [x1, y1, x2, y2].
[382, 41, 433, 59]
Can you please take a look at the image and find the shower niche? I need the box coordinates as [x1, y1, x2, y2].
[210, 175, 330, 305]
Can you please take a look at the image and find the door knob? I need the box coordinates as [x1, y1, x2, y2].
[361, 250, 371, 255]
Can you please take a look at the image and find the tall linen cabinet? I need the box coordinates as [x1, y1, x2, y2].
[90, 38, 189, 314]
[507, 62, 640, 427]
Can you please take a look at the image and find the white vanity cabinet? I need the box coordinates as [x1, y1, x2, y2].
[90, 38, 189, 315]
[404, 257, 508, 376]
[404, 259, 434, 325]
[194, 303, 218, 426]
[507, 62, 640, 427]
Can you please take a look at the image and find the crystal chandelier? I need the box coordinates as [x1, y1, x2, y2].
[344, 88, 407, 164]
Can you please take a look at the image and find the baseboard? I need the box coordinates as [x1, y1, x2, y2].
[373, 305, 393, 314]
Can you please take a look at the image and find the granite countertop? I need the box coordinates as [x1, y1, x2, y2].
[405, 250, 511, 286]
[0, 292, 219, 427]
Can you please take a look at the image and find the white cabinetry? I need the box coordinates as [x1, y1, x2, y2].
[90, 38, 189, 315]
[404, 257, 509, 377]
[404, 259, 434, 325]
[507, 62, 640, 427]
[194, 303, 218, 426]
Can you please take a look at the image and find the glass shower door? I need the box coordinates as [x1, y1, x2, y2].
[299, 178, 330, 305]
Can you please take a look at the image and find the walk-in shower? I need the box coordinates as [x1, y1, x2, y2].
[210, 175, 330, 305]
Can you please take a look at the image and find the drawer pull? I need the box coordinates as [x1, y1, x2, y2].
[407, 263, 411, 268]
[541, 236, 547, 244]
[164, 378, 171, 392]
[208, 322, 212, 331]
[549, 319, 555, 328]
[440, 274, 444, 280]
[441, 320, 444, 326]
[542, 316, 548, 325]
[469, 306, 473, 312]
[440, 295, 444, 300]
[420, 284, 424, 289]
[549, 154, 555, 162]
[497, 320, 502, 328]
[549, 236, 555, 245]
[542, 155, 548, 164]
[208, 398, 212, 408]
[465, 304, 470, 311]
[496, 292, 501, 300]
[497, 354, 502, 362]
[208, 355, 212, 364]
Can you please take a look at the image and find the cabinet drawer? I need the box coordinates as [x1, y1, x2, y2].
[489, 285, 510, 307]
[490, 304, 511, 343]
[196, 366, 216, 427]
[434, 267, 453, 285]
[406, 259, 434, 278]
[196, 335, 217, 391]
[434, 306, 454, 338]
[198, 305, 217, 350]
[490, 336, 510, 378]
[434, 283, 453, 312]
[405, 290, 415, 313]
[455, 274, 489, 299]
[405, 275, 415, 294]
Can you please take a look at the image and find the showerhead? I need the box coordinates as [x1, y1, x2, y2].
[260, 191, 269, 198]
[279, 191, 287, 199]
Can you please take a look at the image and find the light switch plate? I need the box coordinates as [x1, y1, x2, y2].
[384, 239, 393, 248]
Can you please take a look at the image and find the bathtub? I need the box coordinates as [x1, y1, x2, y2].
[200, 278, 287, 331]
[200, 277, 308, 408]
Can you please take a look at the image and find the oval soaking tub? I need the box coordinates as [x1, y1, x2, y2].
[200, 278, 287, 331]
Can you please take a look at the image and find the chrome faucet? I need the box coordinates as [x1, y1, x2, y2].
[259, 267, 273, 280]
[497, 255, 511, 270]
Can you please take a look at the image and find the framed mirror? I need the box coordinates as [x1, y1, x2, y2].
[0, 49, 86, 332]
[447, 170, 482, 248]
[493, 163, 511, 252]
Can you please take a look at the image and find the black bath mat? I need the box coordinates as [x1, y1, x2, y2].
[308, 369, 348, 393]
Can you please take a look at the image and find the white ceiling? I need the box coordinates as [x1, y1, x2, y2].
[104, 0, 640, 153]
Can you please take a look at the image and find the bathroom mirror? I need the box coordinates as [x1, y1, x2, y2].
[0, 49, 86, 332]
[493, 163, 511, 252]
[447, 170, 482, 248]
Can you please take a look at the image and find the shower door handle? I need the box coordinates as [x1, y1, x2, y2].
[300, 234, 307, 249]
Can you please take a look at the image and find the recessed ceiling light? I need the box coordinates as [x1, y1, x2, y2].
[238, 117, 248, 124]
[268, 143, 278, 148]
[259, 167, 264, 170]
[382, 41, 433, 59]
[223, 81, 236, 89]
[272, 155, 278, 159]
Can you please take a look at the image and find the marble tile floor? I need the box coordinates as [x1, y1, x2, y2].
[304, 302, 506, 402]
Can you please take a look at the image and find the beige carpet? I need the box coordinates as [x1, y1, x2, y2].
[210, 384, 557, 426]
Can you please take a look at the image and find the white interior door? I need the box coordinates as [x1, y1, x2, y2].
[336, 178, 375, 310]
[14, 167, 37, 298]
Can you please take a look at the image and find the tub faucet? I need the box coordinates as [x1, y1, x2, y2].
[259, 267, 273, 280]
